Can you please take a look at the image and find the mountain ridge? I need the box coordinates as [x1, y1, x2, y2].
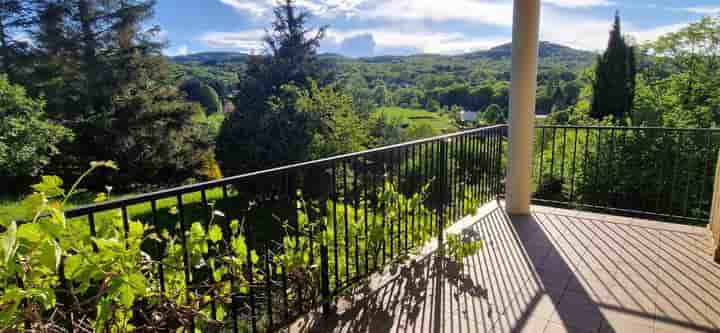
[169, 41, 597, 66]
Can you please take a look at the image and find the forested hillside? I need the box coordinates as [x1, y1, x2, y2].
[171, 41, 596, 118]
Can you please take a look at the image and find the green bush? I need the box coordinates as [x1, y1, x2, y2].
[0, 74, 71, 192]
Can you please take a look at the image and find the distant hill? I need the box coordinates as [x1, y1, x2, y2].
[460, 41, 596, 61]
[170, 52, 249, 65]
[170, 41, 596, 67]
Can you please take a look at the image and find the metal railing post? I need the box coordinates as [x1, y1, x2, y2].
[438, 139, 449, 246]
[320, 187, 332, 316]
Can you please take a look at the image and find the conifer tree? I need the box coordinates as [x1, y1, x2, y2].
[590, 12, 637, 121]
[217, 0, 329, 174]
[0, 0, 33, 82]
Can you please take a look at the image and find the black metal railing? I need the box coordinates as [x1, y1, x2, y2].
[533, 125, 720, 223]
[60, 125, 505, 332]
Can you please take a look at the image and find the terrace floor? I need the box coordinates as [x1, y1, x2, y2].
[291, 202, 720, 333]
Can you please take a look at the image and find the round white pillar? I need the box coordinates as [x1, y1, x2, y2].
[506, 0, 541, 215]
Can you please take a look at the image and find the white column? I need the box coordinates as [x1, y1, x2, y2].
[506, 0, 541, 215]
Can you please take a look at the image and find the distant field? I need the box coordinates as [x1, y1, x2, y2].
[377, 107, 458, 133]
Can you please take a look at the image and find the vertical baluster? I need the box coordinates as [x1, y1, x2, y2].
[550, 127, 557, 185]
[669, 131, 681, 215]
[538, 127, 546, 189]
[582, 128, 591, 206]
[362, 159, 369, 274]
[682, 132, 695, 217]
[407, 146, 413, 249]
[151, 201, 166, 295]
[399, 148, 406, 252]
[331, 164, 339, 289]
[176, 194, 193, 330]
[380, 152, 387, 267]
[560, 127, 567, 197]
[352, 159, 360, 278]
[700, 132, 712, 216]
[244, 222, 257, 333]
[121, 206, 130, 247]
[474, 132, 481, 203]
[342, 162, 350, 283]
[594, 129, 602, 206]
[200, 189, 217, 320]
[265, 244, 273, 330]
[438, 139, 449, 244]
[607, 128, 616, 207]
[88, 213, 98, 252]
[484, 131, 491, 202]
[570, 128, 579, 202]
[656, 129, 669, 211]
[420, 142, 428, 241]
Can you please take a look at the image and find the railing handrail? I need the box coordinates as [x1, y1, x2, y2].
[66, 124, 507, 218]
[536, 125, 720, 132]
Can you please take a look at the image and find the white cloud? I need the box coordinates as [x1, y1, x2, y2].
[327, 29, 505, 54]
[166, 44, 190, 56]
[200, 30, 266, 53]
[208, 0, 691, 55]
[543, 0, 614, 8]
[361, 0, 513, 26]
[683, 6, 720, 15]
[219, 0, 271, 16]
[218, 0, 364, 17]
[628, 23, 688, 43]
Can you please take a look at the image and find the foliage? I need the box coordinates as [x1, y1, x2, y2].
[217, 0, 330, 175]
[5, 0, 213, 192]
[0, 74, 71, 191]
[180, 79, 223, 115]
[636, 16, 720, 128]
[590, 12, 637, 122]
[0, 0, 32, 82]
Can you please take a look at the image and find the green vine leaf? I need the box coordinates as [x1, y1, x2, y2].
[31, 176, 65, 198]
[0, 222, 17, 266]
[208, 225, 223, 243]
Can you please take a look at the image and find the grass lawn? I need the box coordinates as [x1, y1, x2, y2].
[377, 107, 458, 133]
[1, 188, 226, 227]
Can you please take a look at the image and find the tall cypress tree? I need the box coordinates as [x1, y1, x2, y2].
[590, 12, 637, 122]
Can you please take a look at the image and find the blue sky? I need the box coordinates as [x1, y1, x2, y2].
[154, 0, 720, 57]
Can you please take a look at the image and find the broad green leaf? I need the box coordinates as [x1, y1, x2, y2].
[94, 192, 108, 203]
[20, 192, 45, 221]
[0, 221, 18, 265]
[127, 272, 147, 296]
[36, 240, 61, 271]
[128, 221, 145, 241]
[208, 225, 223, 243]
[190, 222, 205, 240]
[64, 255, 84, 279]
[31, 176, 65, 198]
[231, 235, 247, 257]
[94, 238, 124, 253]
[17, 223, 44, 243]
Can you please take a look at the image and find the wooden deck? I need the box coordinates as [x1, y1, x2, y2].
[291, 202, 720, 333]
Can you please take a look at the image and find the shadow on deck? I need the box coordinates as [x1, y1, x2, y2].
[291, 202, 720, 333]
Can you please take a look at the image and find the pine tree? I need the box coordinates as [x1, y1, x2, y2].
[0, 0, 33, 82]
[590, 12, 637, 122]
[217, 0, 328, 174]
[28, 0, 211, 188]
